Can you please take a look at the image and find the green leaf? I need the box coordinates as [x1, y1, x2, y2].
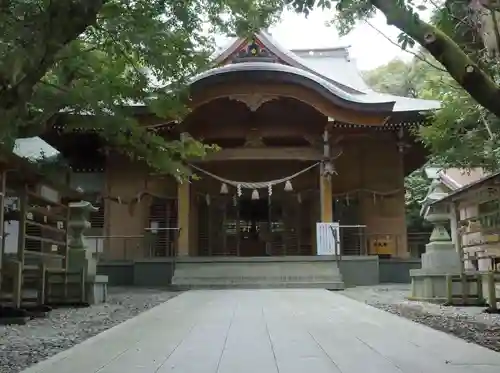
[0, 0, 284, 179]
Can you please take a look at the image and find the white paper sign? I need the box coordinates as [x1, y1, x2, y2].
[316, 222, 340, 255]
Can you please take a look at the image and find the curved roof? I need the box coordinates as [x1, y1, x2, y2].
[291, 48, 372, 92]
[190, 62, 396, 112]
[207, 30, 440, 114]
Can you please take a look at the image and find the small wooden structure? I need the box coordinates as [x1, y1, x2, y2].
[0, 151, 85, 311]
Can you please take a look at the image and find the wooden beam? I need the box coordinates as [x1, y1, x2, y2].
[192, 147, 323, 162]
[189, 84, 390, 126]
[188, 122, 322, 139]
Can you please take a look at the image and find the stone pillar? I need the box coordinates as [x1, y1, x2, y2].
[177, 181, 190, 256]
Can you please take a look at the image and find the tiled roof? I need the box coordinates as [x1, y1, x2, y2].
[439, 168, 487, 190]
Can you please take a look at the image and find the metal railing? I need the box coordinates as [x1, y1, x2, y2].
[87, 235, 147, 261]
[89, 228, 426, 260]
[328, 226, 423, 258]
[329, 224, 341, 264]
[337, 225, 367, 256]
[88, 227, 180, 261]
[143, 227, 180, 259]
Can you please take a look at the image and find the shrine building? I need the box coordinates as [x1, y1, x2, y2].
[42, 31, 440, 266]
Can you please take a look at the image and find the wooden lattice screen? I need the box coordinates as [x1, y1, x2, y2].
[333, 196, 363, 255]
[148, 197, 178, 257]
[89, 201, 104, 229]
[197, 194, 314, 256]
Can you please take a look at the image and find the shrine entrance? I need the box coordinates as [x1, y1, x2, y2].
[238, 197, 269, 256]
[196, 191, 316, 257]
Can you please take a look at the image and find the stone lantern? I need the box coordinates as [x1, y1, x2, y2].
[67, 201, 108, 304]
[68, 201, 99, 274]
[409, 180, 462, 302]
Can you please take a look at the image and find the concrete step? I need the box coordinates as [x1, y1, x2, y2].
[171, 256, 345, 290]
[170, 282, 345, 290]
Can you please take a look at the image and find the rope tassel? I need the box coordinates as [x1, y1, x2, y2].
[251, 189, 260, 200]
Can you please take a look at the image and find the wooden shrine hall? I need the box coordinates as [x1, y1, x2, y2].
[41, 31, 440, 267]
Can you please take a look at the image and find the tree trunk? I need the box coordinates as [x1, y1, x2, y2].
[0, 0, 106, 137]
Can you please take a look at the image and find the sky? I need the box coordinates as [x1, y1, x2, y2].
[270, 9, 408, 71]
[217, 7, 432, 72]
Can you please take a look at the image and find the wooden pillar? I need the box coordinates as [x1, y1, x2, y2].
[0, 170, 6, 294]
[177, 181, 190, 256]
[452, 200, 465, 272]
[189, 192, 199, 256]
[449, 201, 459, 245]
[320, 166, 333, 222]
[320, 128, 333, 222]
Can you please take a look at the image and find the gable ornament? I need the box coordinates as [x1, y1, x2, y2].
[228, 94, 278, 112]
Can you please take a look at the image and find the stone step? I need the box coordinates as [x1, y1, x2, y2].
[170, 282, 345, 290]
[171, 257, 345, 290]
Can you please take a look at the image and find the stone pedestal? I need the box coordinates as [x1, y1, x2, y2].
[409, 235, 466, 302]
[66, 201, 108, 304]
[409, 188, 479, 303]
[418, 226, 462, 273]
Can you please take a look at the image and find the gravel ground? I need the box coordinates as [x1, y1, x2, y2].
[0, 287, 180, 373]
[342, 284, 500, 352]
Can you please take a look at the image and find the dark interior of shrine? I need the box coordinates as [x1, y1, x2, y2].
[238, 198, 269, 222]
[41, 131, 106, 172]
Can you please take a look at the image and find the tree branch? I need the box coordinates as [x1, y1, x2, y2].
[365, 20, 448, 72]
[489, 8, 500, 57]
[0, 1, 106, 113]
[371, 0, 500, 117]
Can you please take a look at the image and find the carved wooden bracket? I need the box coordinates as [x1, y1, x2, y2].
[330, 135, 344, 160]
[244, 128, 265, 147]
[228, 94, 278, 111]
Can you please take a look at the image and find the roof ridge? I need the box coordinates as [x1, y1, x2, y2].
[291, 46, 351, 52]
[212, 31, 366, 95]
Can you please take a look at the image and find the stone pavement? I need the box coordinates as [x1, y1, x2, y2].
[22, 289, 500, 373]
